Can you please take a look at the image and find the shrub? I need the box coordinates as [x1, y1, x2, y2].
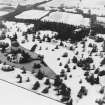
[99, 87, 104, 94]
[32, 81, 40, 90]
[36, 70, 44, 80]
[88, 43, 93, 47]
[0, 34, 6, 40]
[26, 77, 30, 82]
[54, 75, 62, 87]
[60, 69, 65, 77]
[62, 52, 68, 57]
[44, 79, 50, 85]
[66, 67, 70, 72]
[11, 41, 19, 47]
[95, 99, 105, 105]
[21, 67, 26, 74]
[77, 86, 88, 99]
[16, 74, 21, 78]
[17, 75, 22, 83]
[72, 56, 78, 63]
[98, 70, 105, 76]
[33, 63, 41, 69]
[59, 62, 62, 66]
[30, 44, 37, 52]
[42, 87, 49, 94]
[64, 64, 69, 68]
[95, 36, 104, 42]
[86, 74, 99, 85]
[57, 58, 60, 60]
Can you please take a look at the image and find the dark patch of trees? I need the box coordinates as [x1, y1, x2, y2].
[77, 57, 93, 71]
[86, 74, 99, 85]
[0, 42, 9, 48]
[6, 19, 90, 42]
[33, 63, 41, 69]
[91, 24, 105, 35]
[10, 48, 33, 63]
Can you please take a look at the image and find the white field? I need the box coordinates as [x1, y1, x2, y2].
[39, 0, 80, 8]
[16, 10, 90, 26]
[39, 0, 105, 16]
[20, 0, 49, 5]
[0, 80, 63, 105]
[39, 0, 105, 9]
[0, 11, 9, 16]
[15, 10, 49, 20]
[0, 0, 48, 6]
[42, 11, 90, 26]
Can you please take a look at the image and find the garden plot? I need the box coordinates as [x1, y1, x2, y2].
[42, 12, 90, 26]
[15, 10, 49, 20]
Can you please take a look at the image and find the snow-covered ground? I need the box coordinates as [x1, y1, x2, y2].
[0, 11, 9, 16]
[0, 80, 63, 105]
[19, 0, 50, 6]
[0, 0, 49, 6]
[42, 11, 90, 26]
[15, 10, 90, 26]
[39, 0, 105, 8]
[15, 10, 49, 20]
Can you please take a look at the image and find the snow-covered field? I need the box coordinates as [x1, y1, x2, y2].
[15, 10, 90, 26]
[39, 0, 105, 9]
[0, 0, 49, 6]
[42, 11, 90, 26]
[0, 11, 9, 16]
[39, 0, 80, 8]
[19, 0, 50, 6]
[15, 10, 49, 20]
[0, 80, 63, 105]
